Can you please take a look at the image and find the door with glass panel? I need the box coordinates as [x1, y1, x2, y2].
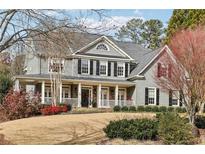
[118, 89, 125, 106]
[101, 88, 109, 107]
[45, 87, 51, 104]
[62, 87, 71, 103]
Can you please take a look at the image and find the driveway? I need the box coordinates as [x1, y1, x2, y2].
[0, 112, 155, 145]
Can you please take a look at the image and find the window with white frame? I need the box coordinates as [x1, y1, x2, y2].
[81, 59, 89, 74]
[148, 88, 156, 105]
[100, 61, 107, 75]
[96, 43, 109, 51]
[117, 63, 125, 77]
[48, 58, 64, 73]
[172, 90, 179, 106]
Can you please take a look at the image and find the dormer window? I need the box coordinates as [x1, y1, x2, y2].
[96, 43, 109, 51]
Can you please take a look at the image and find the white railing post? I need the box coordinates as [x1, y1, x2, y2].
[41, 81, 45, 104]
[115, 85, 119, 106]
[59, 82, 62, 103]
[77, 83, 81, 107]
[14, 79, 20, 92]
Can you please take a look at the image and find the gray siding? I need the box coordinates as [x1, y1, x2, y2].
[134, 56, 170, 107]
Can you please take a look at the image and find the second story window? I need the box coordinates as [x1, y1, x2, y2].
[100, 61, 107, 76]
[48, 58, 64, 73]
[157, 63, 172, 78]
[117, 63, 125, 77]
[81, 59, 89, 74]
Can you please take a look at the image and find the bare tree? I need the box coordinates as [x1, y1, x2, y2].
[155, 27, 205, 125]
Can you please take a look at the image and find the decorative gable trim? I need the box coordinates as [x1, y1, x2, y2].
[72, 36, 134, 60]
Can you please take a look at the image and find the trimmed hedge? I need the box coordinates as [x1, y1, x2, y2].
[103, 118, 158, 140]
[121, 106, 129, 112]
[129, 106, 137, 112]
[113, 105, 121, 112]
[195, 115, 205, 129]
[113, 105, 187, 113]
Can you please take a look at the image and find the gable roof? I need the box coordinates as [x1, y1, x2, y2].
[30, 31, 162, 78]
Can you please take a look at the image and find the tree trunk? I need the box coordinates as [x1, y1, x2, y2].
[199, 102, 205, 114]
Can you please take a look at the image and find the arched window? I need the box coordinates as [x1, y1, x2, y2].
[96, 43, 109, 51]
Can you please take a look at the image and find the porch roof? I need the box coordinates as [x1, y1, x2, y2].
[15, 74, 135, 86]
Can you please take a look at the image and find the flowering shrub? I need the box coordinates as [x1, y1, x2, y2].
[40, 105, 68, 115]
[0, 90, 41, 121]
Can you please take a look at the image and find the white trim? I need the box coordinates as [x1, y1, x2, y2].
[147, 87, 157, 105]
[72, 36, 134, 60]
[128, 45, 173, 80]
[74, 54, 131, 61]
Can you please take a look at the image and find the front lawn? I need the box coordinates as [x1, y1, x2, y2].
[0, 112, 154, 144]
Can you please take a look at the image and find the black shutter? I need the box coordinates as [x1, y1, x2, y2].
[179, 91, 183, 107]
[78, 59, 81, 74]
[145, 87, 148, 105]
[169, 90, 172, 106]
[96, 60, 99, 75]
[114, 62, 117, 77]
[90, 60, 93, 75]
[108, 62, 111, 76]
[125, 62, 129, 77]
[156, 88, 159, 105]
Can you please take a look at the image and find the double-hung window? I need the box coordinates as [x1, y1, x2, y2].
[148, 88, 156, 105]
[172, 90, 179, 106]
[81, 59, 89, 74]
[100, 61, 107, 76]
[117, 63, 125, 77]
[48, 58, 64, 73]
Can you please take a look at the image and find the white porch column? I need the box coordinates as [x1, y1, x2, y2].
[77, 83, 82, 107]
[97, 84, 102, 108]
[41, 81, 45, 104]
[115, 84, 119, 106]
[14, 79, 20, 91]
[59, 82, 62, 103]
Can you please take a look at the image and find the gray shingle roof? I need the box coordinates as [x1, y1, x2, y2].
[31, 32, 161, 78]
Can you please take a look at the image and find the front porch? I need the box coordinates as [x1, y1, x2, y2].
[14, 78, 136, 108]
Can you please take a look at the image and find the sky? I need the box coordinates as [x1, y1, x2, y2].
[66, 9, 173, 36]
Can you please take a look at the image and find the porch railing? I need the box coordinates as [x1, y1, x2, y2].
[100, 100, 134, 108]
[44, 97, 78, 107]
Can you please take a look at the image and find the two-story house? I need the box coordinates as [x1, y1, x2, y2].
[13, 32, 182, 108]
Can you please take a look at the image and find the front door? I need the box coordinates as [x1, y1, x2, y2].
[81, 87, 92, 107]
[101, 88, 109, 107]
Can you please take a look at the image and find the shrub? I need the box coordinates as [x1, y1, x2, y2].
[121, 106, 129, 112]
[167, 107, 174, 112]
[175, 107, 186, 113]
[0, 90, 40, 120]
[159, 106, 167, 112]
[158, 112, 194, 144]
[103, 118, 158, 140]
[40, 105, 68, 115]
[152, 106, 159, 112]
[129, 106, 136, 112]
[0, 74, 13, 103]
[137, 106, 145, 112]
[113, 105, 121, 112]
[144, 106, 153, 112]
[66, 104, 72, 111]
[155, 113, 162, 119]
[195, 115, 205, 129]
